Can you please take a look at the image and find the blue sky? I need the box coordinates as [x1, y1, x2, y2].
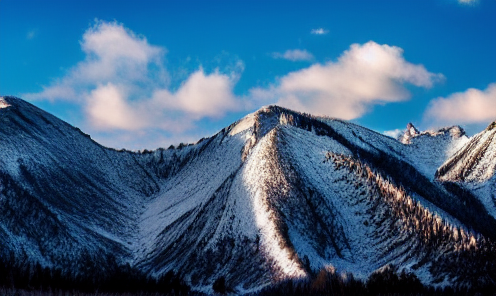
[1, 0, 495, 149]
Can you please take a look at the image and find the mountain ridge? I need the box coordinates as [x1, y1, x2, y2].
[1, 96, 495, 293]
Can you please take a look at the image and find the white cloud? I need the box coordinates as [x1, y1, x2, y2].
[76, 20, 164, 84]
[383, 129, 403, 139]
[24, 20, 242, 136]
[25, 20, 166, 102]
[26, 85, 77, 102]
[272, 49, 314, 61]
[424, 83, 496, 127]
[85, 68, 240, 132]
[23, 22, 445, 149]
[250, 41, 444, 119]
[152, 68, 239, 119]
[311, 28, 328, 35]
[86, 83, 147, 131]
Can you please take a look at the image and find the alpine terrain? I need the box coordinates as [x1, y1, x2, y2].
[0, 96, 495, 294]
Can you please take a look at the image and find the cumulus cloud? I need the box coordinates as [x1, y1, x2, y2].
[151, 68, 239, 119]
[250, 41, 444, 119]
[84, 68, 239, 132]
[24, 20, 241, 136]
[23, 22, 445, 149]
[424, 83, 496, 127]
[25, 20, 166, 102]
[311, 28, 328, 35]
[76, 21, 165, 84]
[85, 83, 147, 131]
[272, 49, 314, 61]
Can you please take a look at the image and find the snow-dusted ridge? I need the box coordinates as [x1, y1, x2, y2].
[437, 121, 496, 182]
[1, 96, 495, 293]
[395, 123, 468, 177]
[436, 120, 496, 220]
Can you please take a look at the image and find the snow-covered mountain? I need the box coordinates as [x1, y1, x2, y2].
[399, 122, 421, 144]
[398, 122, 469, 178]
[0, 96, 494, 293]
[0, 96, 161, 270]
[436, 121, 496, 220]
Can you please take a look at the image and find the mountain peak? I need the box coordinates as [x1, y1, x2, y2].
[0, 96, 11, 108]
[0, 95, 25, 108]
[437, 120, 496, 183]
[399, 122, 420, 144]
[399, 122, 466, 145]
[432, 125, 466, 138]
[486, 120, 496, 131]
[406, 122, 419, 134]
[229, 104, 307, 137]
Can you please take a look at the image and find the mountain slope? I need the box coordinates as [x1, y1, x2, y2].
[436, 121, 496, 219]
[396, 122, 469, 178]
[0, 96, 160, 269]
[1, 97, 495, 293]
[135, 106, 495, 291]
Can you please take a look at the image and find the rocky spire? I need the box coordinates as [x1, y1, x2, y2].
[400, 122, 420, 144]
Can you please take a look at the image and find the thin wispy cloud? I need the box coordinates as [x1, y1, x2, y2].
[272, 49, 314, 61]
[311, 28, 328, 35]
[250, 41, 444, 120]
[424, 83, 496, 127]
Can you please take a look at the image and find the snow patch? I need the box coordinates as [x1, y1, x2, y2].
[230, 112, 256, 136]
[405, 127, 469, 178]
[241, 129, 307, 278]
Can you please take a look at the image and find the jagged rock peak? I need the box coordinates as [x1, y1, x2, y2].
[400, 122, 420, 144]
[432, 125, 466, 138]
[407, 122, 420, 135]
[400, 122, 466, 145]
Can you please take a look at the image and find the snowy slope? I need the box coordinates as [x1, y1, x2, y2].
[263, 110, 494, 285]
[436, 121, 496, 219]
[1, 97, 495, 293]
[0, 97, 160, 269]
[136, 106, 495, 291]
[397, 123, 469, 178]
